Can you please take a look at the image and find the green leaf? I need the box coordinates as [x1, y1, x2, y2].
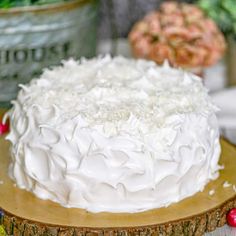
[222, 0, 236, 18]
[0, 0, 70, 8]
[0, 225, 6, 236]
[198, 0, 219, 11]
[0, 0, 11, 8]
[197, 0, 236, 37]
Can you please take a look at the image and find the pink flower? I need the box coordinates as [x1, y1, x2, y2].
[163, 26, 189, 40]
[149, 42, 173, 64]
[160, 13, 184, 27]
[161, 2, 179, 14]
[129, 30, 143, 43]
[199, 19, 218, 33]
[149, 20, 161, 35]
[175, 45, 206, 67]
[182, 4, 204, 22]
[129, 22, 149, 43]
[128, 1, 226, 69]
[132, 36, 151, 58]
[187, 25, 203, 39]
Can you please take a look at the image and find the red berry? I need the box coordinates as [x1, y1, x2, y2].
[0, 118, 9, 135]
[227, 208, 236, 227]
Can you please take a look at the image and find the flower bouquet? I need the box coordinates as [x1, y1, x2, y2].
[129, 1, 226, 76]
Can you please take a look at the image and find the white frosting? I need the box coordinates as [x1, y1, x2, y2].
[6, 55, 221, 213]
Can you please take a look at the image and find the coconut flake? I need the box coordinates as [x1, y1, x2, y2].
[209, 190, 215, 196]
[223, 181, 232, 188]
[233, 185, 236, 192]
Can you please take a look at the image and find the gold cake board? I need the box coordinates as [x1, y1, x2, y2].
[0, 136, 236, 236]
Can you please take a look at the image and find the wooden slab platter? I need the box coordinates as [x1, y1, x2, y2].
[0, 135, 236, 236]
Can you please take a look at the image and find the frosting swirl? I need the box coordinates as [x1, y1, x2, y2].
[6, 56, 221, 212]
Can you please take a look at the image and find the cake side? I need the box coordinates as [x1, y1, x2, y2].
[6, 56, 221, 213]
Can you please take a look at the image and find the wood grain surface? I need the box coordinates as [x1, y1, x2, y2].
[0, 137, 236, 235]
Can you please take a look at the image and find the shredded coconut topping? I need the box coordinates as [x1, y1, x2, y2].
[16, 56, 217, 131]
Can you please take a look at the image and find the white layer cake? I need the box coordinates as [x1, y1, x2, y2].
[6, 56, 221, 213]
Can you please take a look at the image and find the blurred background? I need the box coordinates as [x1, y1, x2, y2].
[98, 0, 195, 39]
[0, 0, 235, 147]
[0, 1, 235, 234]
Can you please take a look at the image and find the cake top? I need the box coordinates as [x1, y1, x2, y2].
[15, 55, 216, 135]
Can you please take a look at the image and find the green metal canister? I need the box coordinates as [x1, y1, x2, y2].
[0, 0, 99, 107]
